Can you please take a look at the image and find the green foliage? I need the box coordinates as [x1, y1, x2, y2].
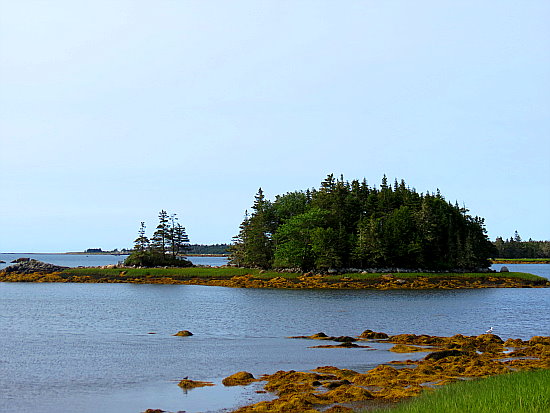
[125, 210, 192, 267]
[494, 232, 550, 258]
[186, 244, 229, 255]
[231, 175, 496, 271]
[229, 189, 274, 269]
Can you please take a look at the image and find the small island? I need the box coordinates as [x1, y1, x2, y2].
[1, 176, 548, 288]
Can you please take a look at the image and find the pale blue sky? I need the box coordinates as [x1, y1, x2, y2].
[1, 1, 549, 252]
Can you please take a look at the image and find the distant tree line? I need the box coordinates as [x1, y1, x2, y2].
[494, 232, 550, 258]
[125, 210, 193, 267]
[229, 175, 496, 271]
[187, 244, 229, 255]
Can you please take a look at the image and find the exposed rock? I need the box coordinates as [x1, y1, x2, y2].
[323, 379, 351, 389]
[11, 257, 30, 263]
[178, 379, 214, 389]
[476, 333, 504, 344]
[389, 344, 431, 353]
[359, 329, 389, 339]
[332, 336, 357, 342]
[500, 266, 509, 272]
[142, 409, 165, 413]
[222, 371, 256, 386]
[424, 349, 470, 361]
[173, 330, 193, 336]
[3, 259, 68, 274]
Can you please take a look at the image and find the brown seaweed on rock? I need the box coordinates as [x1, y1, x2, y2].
[229, 332, 550, 413]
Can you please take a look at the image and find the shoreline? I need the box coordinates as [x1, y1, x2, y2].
[0, 267, 548, 289]
[154, 330, 550, 413]
[491, 258, 550, 264]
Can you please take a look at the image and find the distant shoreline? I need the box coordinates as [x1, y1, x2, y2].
[491, 258, 550, 264]
[1, 252, 228, 257]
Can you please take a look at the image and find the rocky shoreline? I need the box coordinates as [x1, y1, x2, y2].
[144, 330, 549, 413]
[2, 258, 68, 274]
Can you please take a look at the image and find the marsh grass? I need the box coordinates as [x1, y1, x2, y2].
[378, 369, 550, 413]
[61, 267, 299, 280]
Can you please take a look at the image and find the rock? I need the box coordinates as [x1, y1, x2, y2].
[11, 257, 30, 263]
[476, 334, 504, 344]
[142, 410, 165, 413]
[500, 266, 509, 272]
[178, 379, 214, 389]
[389, 344, 429, 353]
[323, 379, 351, 389]
[0, 260, 5, 264]
[529, 336, 550, 345]
[359, 329, 389, 339]
[222, 371, 256, 386]
[424, 349, 470, 361]
[173, 330, 193, 336]
[3, 259, 68, 274]
[332, 336, 357, 342]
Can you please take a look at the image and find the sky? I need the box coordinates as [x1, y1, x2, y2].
[1, 1, 549, 252]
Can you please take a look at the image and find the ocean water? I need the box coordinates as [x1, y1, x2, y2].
[0, 277, 549, 413]
[1, 258, 548, 412]
[0, 253, 228, 270]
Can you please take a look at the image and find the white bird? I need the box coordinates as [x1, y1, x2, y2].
[486, 327, 494, 334]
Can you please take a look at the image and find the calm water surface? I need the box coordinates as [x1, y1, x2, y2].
[0, 259, 548, 413]
[0, 253, 228, 269]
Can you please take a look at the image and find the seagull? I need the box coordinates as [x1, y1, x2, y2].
[486, 327, 494, 334]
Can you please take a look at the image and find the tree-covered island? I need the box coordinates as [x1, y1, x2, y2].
[124, 210, 194, 267]
[230, 175, 496, 272]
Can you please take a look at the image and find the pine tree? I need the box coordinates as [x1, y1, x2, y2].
[134, 222, 149, 252]
[151, 210, 169, 258]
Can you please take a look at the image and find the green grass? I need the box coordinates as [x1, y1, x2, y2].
[377, 369, 550, 413]
[60, 267, 546, 283]
[61, 267, 301, 280]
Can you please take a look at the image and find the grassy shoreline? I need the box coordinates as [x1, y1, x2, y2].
[378, 369, 550, 413]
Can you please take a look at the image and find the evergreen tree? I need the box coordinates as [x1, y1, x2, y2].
[125, 210, 193, 268]
[134, 222, 149, 252]
[151, 210, 169, 258]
